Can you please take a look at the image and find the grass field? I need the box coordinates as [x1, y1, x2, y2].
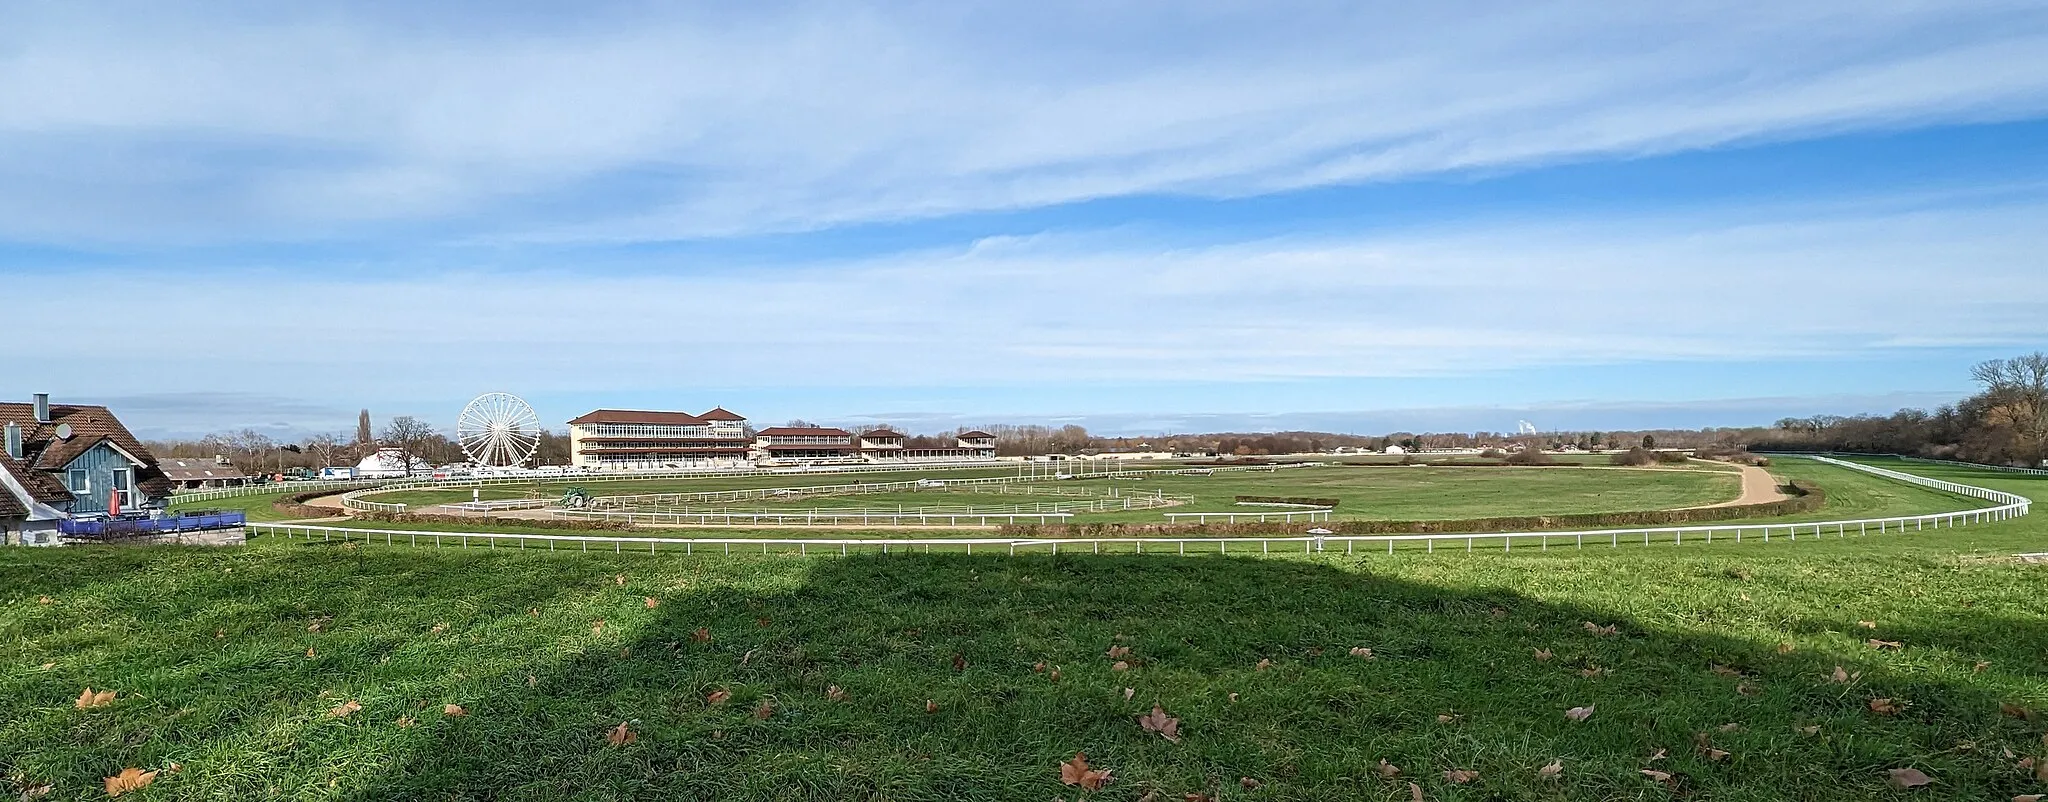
[7, 457, 2047, 801]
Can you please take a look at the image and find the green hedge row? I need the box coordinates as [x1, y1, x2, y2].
[1002, 480, 1824, 538]
[275, 489, 347, 519]
[1234, 495, 1341, 508]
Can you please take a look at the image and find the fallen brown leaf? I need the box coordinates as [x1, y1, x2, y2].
[644, 596, 659, 608]
[1107, 645, 1131, 659]
[1240, 777, 1261, 790]
[1376, 758, 1400, 779]
[429, 622, 447, 635]
[692, 627, 711, 642]
[1583, 621, 1618, 636]
[754, 699, 773, 719]
[1776, 642, 1795, 654]
[606, 721, 636, 746]
[1647, 748, 1668, 762]
[826, 685, 846, 702]
[328, 700, 361, 718]
[2001, 702, 2035, 720]
[443, 704, 467, 717]
[951, 653, 967, 672]
[103, 768, 157, 797]
[1533, 648, 1553, 662]
[1137, 704, 1182, 742]
[614, 573, 626, 586]
[1059, 753, 1111, 790]
[1710, 664, 1741, 677]
[1537, 759, 1563, 780]
[1796, 724, 1821, 735]
[1641, 769, 1675, 788]
[1869, 698, 1905, 716]
[1830, 665, 1855, 683]
[706, 690, 731, 705]
[1256, 658, 1272, 672]
[305, 647, 316, 658]
[1858, 620, 1877, 629]
[1975, 661, 1992, 673]
[1886, 767, 1933, 789]
[396, 715, 416, 728]
[75, 687, 116, 709]
[1123, 687, 1134, 701]
[1443, 768, 1478, 784]
[1408, 781, 1424, 802]
[1868, 639, 1902, 650]
[591, 619, 606, 634]
[1565, 704, 1595, 722]
[1350, 646, 1375, 659]
[924, 699, 938, 714]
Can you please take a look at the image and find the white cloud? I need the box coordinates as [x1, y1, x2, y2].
[6, 197, 2044, 409]
[2, 1, 2046, 243]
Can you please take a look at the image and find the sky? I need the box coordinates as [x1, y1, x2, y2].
[4, 1, 2047, 440]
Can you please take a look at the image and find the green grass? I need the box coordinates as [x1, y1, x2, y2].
[7, 457, 2048, 800]
[168, 486, 337, 523]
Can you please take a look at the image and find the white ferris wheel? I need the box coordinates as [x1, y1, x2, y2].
[456, 392, 541, 467]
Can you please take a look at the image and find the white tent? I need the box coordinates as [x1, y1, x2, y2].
[356, 448, 432, 479]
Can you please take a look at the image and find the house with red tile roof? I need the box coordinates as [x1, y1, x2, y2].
[3, 393, 174, 545]
[567, 408, 753, 470]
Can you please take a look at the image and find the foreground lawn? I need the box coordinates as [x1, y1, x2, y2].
[7, 460, 2048, 801]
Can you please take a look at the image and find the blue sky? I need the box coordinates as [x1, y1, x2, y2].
[4, 2, 2047, 440]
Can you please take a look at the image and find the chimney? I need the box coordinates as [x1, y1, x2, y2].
[32, 393, 50, 423]
[4, 421, 19, 460]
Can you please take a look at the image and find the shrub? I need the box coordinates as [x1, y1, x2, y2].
[1610, 448, 1658, 467]
[1655, 450, 1690, 465]
[1504, 449, 1556, 466]
[1235, 495, 1340, 508]
[1478, 448, 1507, 459]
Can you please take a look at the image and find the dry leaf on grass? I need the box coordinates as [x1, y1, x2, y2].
[1350, 647, 1375, 659]
[1700, 746, 1731, 762]
[754, 700, 773, 720]
[1376, 758, 1400, 779]
[614, 573, 626, 586]
[1710, 664, 1741, 677]
[305, 647, 316, 658]
[1776, 642, 1795, 654]
[1796, 724, 1821, 735]
[1858, 620, 1877, 629]
[2015, 795, 2044, 802]
[1059, 753, 1111, 790]
[1830, 666, 1856, 683]
[1228, 692, 1239, 703]
[1123, 687, 1134, 700]
[1869, 698, 1905, 716]
[1107, 645, 1131, 659]
[328, 700, 361, 718]
[397, 715, 416, 728]
[1255, 658, 1272, 672]
[1112, 661, 1130, 672]
[1050, 666, 1062, 682]
[20, 784, 52, 799]
[1579, 665, 1608, 679]
[606, 722, 637, 746]
[38, 595, 52, 604]
[75, 688, 116, 709]
[1137, 705, 1182, 742]
[1647, 748, 1668, 762]
[1736, 681, 1761, 697]
[706, 690, 731, 706]
[443, 704, 467, 717]
[924, 699, 938, 714]
[1533, 648, 1553, 662]
[2001, 703, 2035, 720]
[1975, 661, 1992, 673]
[1886, 767, 1933, 789]
[1583, 621, 1618, 636]
[1408, 782, 1424, 802]
[1868, 639, 1903, 650]
[591, 619, 606, 634]
[951, 653, 967, 672]
[1032, 661, 1046, 673]
[692, 627, 711, 642]
[1640, 769, 1675, 788]
[1443, 769, 1478, 784]
[826, 685, 846, 702]
[103, 768, 157, 797]
[1537, 759, 1563, 779]
[644, 597, 659, 609]
[1565, 704, 1595, 722]
[1437, 713, 1462, 724]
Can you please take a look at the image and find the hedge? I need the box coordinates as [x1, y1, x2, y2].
[274, 489, 347, 519]
[1000, 480, 1824, 539]
[1235, 495, 1340, 508]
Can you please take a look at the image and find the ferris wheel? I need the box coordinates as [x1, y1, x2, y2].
[456, 392, 541, 467]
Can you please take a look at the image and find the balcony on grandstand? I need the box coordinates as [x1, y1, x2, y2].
[857, 429, 999, 463]
[753, 427, 860, 465]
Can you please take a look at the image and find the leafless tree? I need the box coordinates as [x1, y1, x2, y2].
[380, 416, 439, 477]
[1973, 351, 2048, 464]
[303, 433, 347, 468]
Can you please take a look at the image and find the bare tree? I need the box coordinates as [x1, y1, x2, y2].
[380, 416, 439, 477]
[356, 409, 374, 445]
[303, 432, 347, 468]
[1972, 352, 2048, 464]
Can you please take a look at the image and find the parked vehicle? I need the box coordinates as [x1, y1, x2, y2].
[317, 466, 357, 480]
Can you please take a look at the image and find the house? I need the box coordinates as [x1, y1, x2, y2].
[2, 394, 174, 546]
[567, 408, 754, 471]
[159, 456, 252, 490]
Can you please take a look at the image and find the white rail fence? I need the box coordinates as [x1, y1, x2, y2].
[1164, 510, 1335, 523]
[250, 456, 2031, 558]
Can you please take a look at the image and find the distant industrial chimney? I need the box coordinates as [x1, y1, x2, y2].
[32, 393, 50, 423]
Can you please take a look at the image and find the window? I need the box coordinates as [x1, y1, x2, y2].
[113, 469, 134, 508]
[68, 469, 89, 494]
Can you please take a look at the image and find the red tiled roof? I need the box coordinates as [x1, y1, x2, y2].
[756, 427, 853, 437]
[860, 430, 905, 440]
[568, 409, 707, 425]
[698, 407, 747, 422]
[0, 402, 172, 499]
[958, 431, 996, 439]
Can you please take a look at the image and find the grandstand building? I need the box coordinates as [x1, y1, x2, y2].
[753, 427, 859, 465]
[858, 430, 999, 462]
[567, 407, 752, 470]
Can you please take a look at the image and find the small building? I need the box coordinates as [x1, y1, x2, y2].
[355, 448, 433, 479]
[2, 393, 175, 546]
[159, 456, 252, 491]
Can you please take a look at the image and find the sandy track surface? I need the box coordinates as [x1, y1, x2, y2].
[1695, 464, 1789, 508]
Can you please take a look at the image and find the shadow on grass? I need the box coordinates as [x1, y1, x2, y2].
[5, 547, 2046, 801]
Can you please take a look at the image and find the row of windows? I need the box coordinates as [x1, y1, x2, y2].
[762, 436, 846, 444]
[582, 424, 747, 439]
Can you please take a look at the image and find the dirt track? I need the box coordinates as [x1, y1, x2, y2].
[1697, 464, 1789, 508]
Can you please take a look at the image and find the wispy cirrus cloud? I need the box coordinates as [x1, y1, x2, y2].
[3, 1, 2047, 245]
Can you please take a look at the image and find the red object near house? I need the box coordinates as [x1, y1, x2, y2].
[108, 488, 122, 517]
